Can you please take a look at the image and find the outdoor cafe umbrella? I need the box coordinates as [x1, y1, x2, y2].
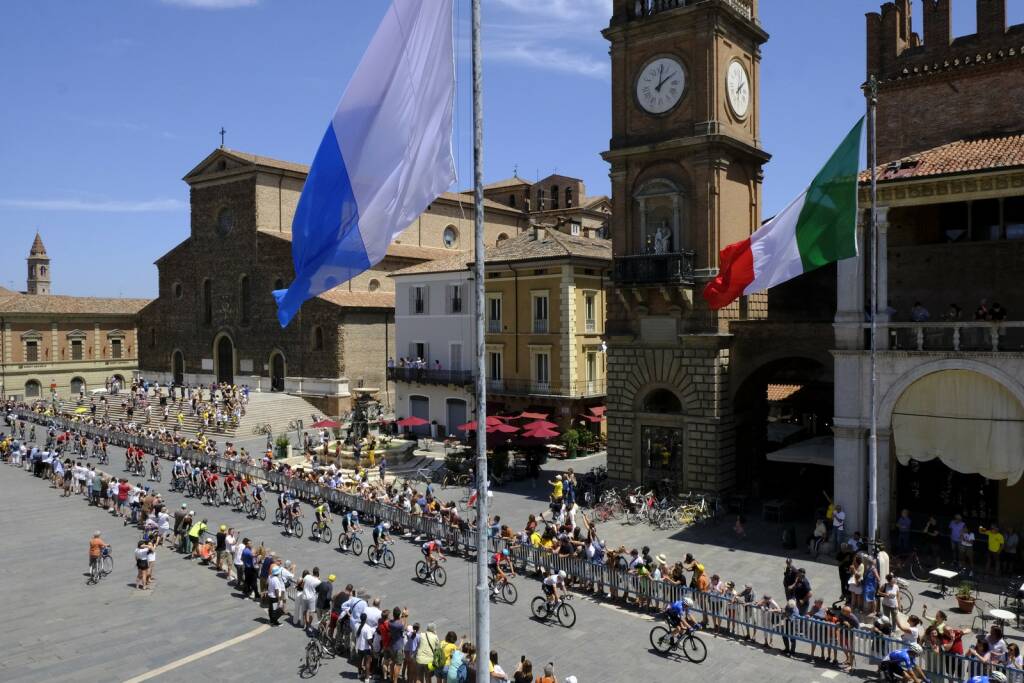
[523, 420, 558, 431]
[515, 411, 548, 420]
[486, 422, 519, 434]
[458, 415, 509, 432]
[457, 421, 479, 432]
[396, 416, 429, 428]
[522, 426, 560, 439]
[311, 419, 341, 429]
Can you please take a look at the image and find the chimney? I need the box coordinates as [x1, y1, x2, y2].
[532, 226, 546, 241]
[977, 0, 1007, 40]
[923, 0, 951, 55]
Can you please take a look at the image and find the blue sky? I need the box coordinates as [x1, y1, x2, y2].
[2, 0, 1021, 298]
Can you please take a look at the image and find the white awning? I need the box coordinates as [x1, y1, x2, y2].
[765, 435, 834, 467]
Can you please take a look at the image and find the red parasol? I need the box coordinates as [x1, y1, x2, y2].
[457, 421, 478, 432]
[396, 416, 429, 427]
[588, 406, 606, 416]
[579, 414, 605, 423]
[515, 411, 548, 420]
[523, 420, 558, 431]
[486, 415, 508, 425]
[486, 422, 519, 434]
[311, 419, 341, 429]
[522, 427, 560, 439]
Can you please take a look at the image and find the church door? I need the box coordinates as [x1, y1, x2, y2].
[216, 336, 234, 385]
[172, 350, 184, 386]
[270, 352, 285, 392]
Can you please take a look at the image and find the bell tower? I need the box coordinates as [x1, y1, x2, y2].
[26, 231, 50, 295]
[602, 0, 769, 490]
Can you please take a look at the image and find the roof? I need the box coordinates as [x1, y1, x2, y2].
[436, 191, 523, 215]
[481, 229, 611, 265]
[316, 288, 394, 309]
[863, 131, 1024, 183]
[767, 384, 803, 402]
[184, 147, 310, 181]
[390, 252, 471, 277]
[0, 292, 150, 316]
[483, 176, 532, 190]
[257, 229, 449, 261]
[29, 232, 47, 257]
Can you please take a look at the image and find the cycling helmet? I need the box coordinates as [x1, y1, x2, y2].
[908, 643, 923, 656]
[351, 511, 359, 519]
[383, 522, 390, 530]
[682, 597, 696, 609]
[990, 673, 1008, 683]
[875, 615, 890, 627]
[558, 570, 567, 580]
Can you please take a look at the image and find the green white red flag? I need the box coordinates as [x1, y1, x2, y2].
[703, 118, 864, 310]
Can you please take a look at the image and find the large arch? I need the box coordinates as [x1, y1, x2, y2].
[171, 349, 184, 386]
[616, 350, 699, 413]
[70, 376, 86, 395]
[212, 332, 235, 385]
[269, 349, 286, 392]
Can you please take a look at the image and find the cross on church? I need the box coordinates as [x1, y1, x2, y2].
[219, 127, 226, 148]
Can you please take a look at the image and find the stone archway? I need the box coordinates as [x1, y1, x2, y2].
[172, 350, 184, 386]
[214, 334, 235, 385]
[270, 351, 286, 392]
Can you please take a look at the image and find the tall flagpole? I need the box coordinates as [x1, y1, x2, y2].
[867, 74, 879, 544]
[471, 0, 491, 679]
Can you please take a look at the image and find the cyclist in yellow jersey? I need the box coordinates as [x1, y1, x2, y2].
[312, 498, 331, 540]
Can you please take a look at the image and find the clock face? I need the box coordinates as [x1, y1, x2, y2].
[726, 60, 751, 118]
[636, 57, 685, 115]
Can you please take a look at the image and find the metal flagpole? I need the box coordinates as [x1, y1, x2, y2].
[867, 75, 879, 544]
[471, 0, 491, 679]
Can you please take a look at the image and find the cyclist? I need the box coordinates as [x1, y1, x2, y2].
[89, 531, 109, 574]
[488, 548, 516, 591]
[251, 482, 264, 508]
[340, 509, 360, 550]
[542, 569, 567, 607]
[967, 673, 1008, 683]
[879, 644, 927, 683]
[370, 521, 391, 562]
[658, 597, 700, 641]
[312, 498, 332, 540]
[223, 472, 235, 501]
[149, 453, 160, 480]
[421, 538, 445, 572]
[277, 489, 290, 517]
[285, 497, 303, 535]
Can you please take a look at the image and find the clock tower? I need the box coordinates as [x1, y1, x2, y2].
[601, 0, 770, 491]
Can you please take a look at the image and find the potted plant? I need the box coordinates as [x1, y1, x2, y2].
[274, 435, 291, 460]
[561, 429, 580, 459]
[955, 581, 976, 613]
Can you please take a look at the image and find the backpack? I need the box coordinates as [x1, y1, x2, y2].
[377, 620, 391, 649]
[456, 661, 468, 683]
[429, 636, 445, 672]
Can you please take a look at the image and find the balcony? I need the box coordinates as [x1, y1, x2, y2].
[387, 367, 473, 387]
[613, 251, 695, 286]
[585, 319, 596, 333]
[631, 0, 753, 21]
[863, 321, 1024, 352]
[487, 320, 502, 333]
[533, 319, 549, 334]
[487, 378, 606, 398]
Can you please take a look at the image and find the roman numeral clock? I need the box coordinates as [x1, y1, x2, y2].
[636, 56, 685, 115]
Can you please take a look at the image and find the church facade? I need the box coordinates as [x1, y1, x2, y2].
[137, 147, 527, 412]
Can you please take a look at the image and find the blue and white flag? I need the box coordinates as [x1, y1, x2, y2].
[274, 0, 456, 327]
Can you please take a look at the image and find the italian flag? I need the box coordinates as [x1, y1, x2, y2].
[703, 118, 864, 310]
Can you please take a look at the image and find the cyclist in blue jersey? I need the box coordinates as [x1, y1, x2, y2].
[340, 509, 360, 550]
[878, 644, 927, 683]
[966, 673, 1007, 683]
[658, 597, 700, 640]
[370, 520, 391, 560]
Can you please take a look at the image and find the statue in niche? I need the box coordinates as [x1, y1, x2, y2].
[653, 222, 671, 254]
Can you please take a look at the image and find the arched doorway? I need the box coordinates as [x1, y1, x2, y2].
[446, 398, 468, 440]
[214, 335, 234, 385]
[637, 387, 686, 485]
[70, 377, 86, 395]
[270, 351, 286, 392]
[24, 380, 41, 399]
[172, 350, 184, 386]
[409, 395, 431, 436]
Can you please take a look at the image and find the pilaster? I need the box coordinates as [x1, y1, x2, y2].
[560, 265, 576, 393]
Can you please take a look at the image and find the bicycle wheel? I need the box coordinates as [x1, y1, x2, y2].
[257, 505, 266, 521]
[274, 509, 284, 524]
[433, 566, 447, 586]
[350, 537, 363, 556]
[899, 586, 914, 613]
[382, 548, 395, 569]
[293, 521, 303, 538]
[681, 634, 707, 663]
[556, 602, 576, 628]
[154, 470, 162, 482]
[305, 639, 322, 674]
[530, 597, 548, 619]
[501, 581, 518, 604]
[909, 559, 929, 582]
[88, 564, 99, 585]
[101, 554, 113, 575]
[321, 526, 332, 544]
[649, 625, 673, 654]
[416, 561, 429, 580]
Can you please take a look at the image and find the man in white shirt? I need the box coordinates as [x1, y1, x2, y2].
[267, 566, 286, 626]
[232, 536, 246, 587]
[298, 569, 322, 632]
[832, 504, 847, 548]
[363, 596, 383, 629]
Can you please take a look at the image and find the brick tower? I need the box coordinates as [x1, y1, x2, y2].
[26, 232, 50, 295]
[601, 0, 770, 491]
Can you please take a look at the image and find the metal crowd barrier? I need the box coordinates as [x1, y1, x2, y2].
[9, 410, 1024, 682]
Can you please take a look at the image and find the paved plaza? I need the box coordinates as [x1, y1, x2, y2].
[0, 433, 851, 683]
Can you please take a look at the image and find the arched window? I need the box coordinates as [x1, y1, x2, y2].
[443, 225, 458, 249]
[550, 185, 559, 209]
[635, 178, 685, 255]
[70, 377, 86, 394]
[565, 187, 573, 207]
[202, 279, 212, 324]
[273, 278, 285, 291]
[40, 265, 47, 275]
[24, 380, 41, 398]
[368, 279, 381, 292]
[509, 194, 517, 208]
[537, 188, 546, 210]
[642, 388, 682, 413]
[312, 325, 324, 351]
[496, 233, 509, 245]
[239, 275, 251, 324]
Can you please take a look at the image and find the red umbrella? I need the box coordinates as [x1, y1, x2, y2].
[311, 419, 340, 429]
[487, 422, 519, 434]
[515, 411, 548, 420]
[588, 406, 606, 416]
[457, 421, 478, 432]
[523, 420, 558, 431]
[396, 416, 429, 428]
[579, 414, 605, 423]
[522, 427, 560, 439]
[486, 415, 508, 425]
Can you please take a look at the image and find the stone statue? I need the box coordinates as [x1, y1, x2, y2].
[653, 223, 671, 254]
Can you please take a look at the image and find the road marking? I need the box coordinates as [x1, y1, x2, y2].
[821, 671, 840, 679]
[122, 624, 269, 683]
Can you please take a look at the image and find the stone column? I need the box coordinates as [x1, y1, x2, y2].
[832, 424, 867, 543]
[835, 210, 867, 350]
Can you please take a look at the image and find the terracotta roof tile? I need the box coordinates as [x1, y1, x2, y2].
[0, 293, 150, 316]
[316, 288, 394, 309]
[483, 176, 532, 190]
[29, 232, 47, 256]
[863, 131, 1024, 182]
[257, 229, 449, 261]
[390, 252, 471, 277]
[482, 229, 611, 264]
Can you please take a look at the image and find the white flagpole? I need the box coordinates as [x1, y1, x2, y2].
[471, 0, 491, 679]
[867, 75, 879, 545]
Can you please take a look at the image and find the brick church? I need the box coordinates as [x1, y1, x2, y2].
[138, 148, 526, 412]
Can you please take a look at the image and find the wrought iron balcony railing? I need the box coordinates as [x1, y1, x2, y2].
[613, 251, 696, 286]
[387, 367, 473, 387]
